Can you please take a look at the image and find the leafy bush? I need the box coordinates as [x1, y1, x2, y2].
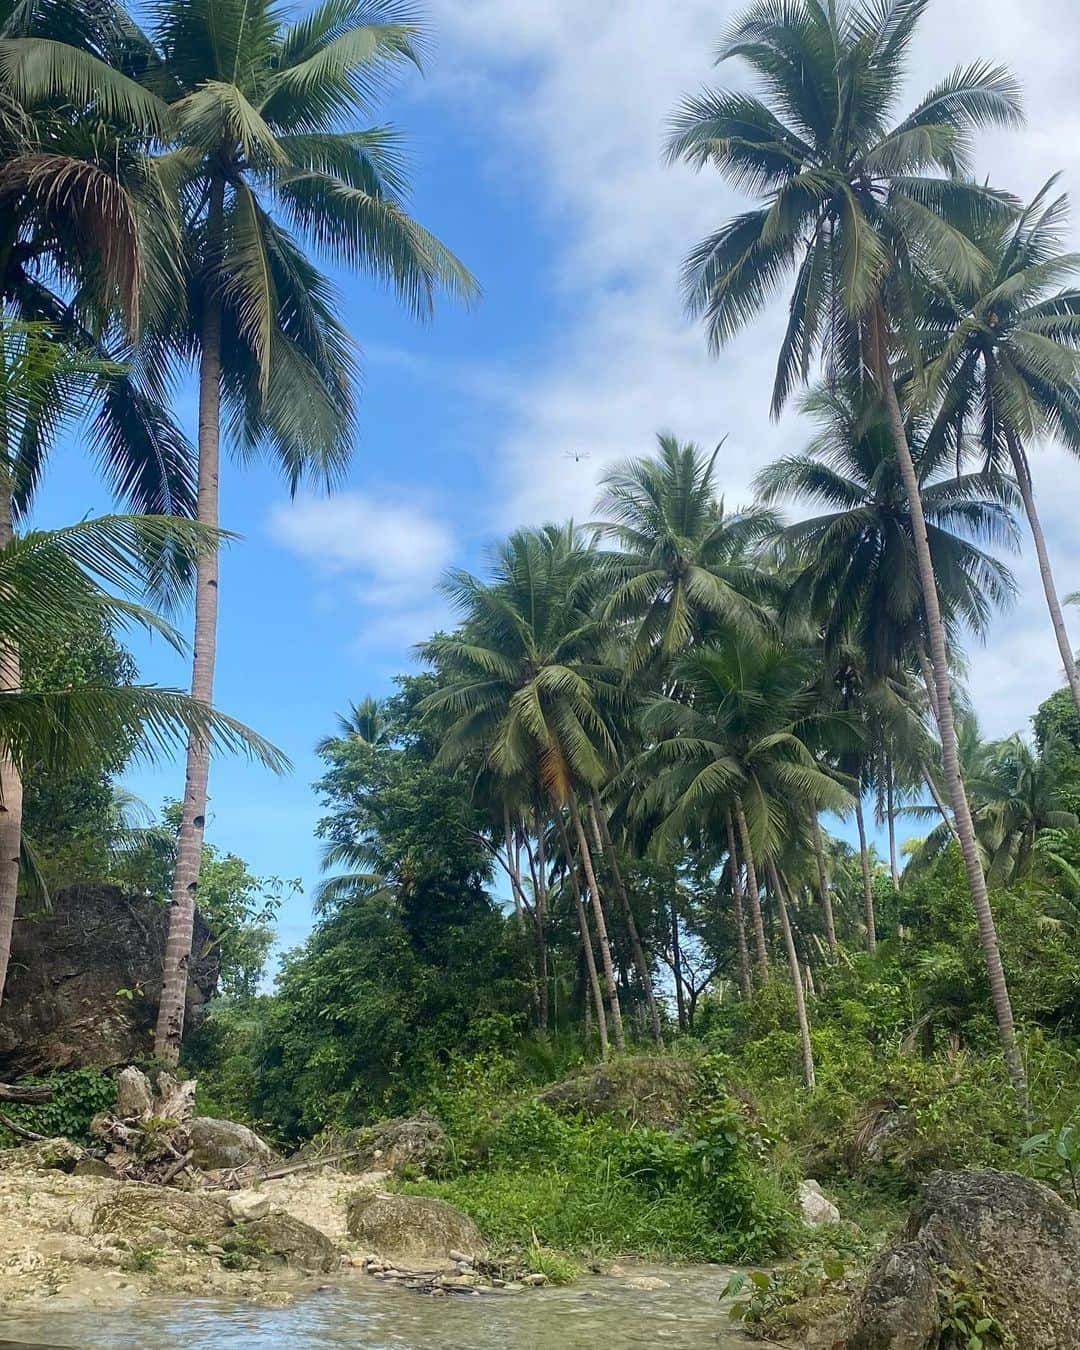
[0, 1068, 116, 1145]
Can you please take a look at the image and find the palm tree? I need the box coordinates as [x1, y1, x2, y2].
[0, 510, 286, 999]
[593, 434, 778, 675]
[422, 525, 628, 1053]
[668, 0, 1030, 1102]
[924, 177, 1080, 720]
[130, 0, 478, 1064]
[316, 696, 387, 756]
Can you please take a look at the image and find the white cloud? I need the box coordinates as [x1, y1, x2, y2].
[267, 493, 456, 649]
[423, 0, 1080, 735]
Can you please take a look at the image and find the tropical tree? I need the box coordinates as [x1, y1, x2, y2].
[667, 0, 1030, 1101]
[126, 0, 478, 1064]
[422, 525, 629, 1053]
[923, 177, 1080, 719]
[594, 434, 778, 675]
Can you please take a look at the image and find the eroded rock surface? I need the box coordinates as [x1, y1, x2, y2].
[843, 1169, 1080, 1350]
[298, 1114, 446, 1176]
[538, 1056, 699, 1130]
[346, 1191, 483, 1265]
[190, 1117, 279, 1172]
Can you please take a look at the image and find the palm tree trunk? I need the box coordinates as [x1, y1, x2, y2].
[670, 896, 687, 1032]
[809, 813, 838, 957]
[556, 812, 607, 1056]
[854, 795, 878, 951]
[570, 798, 625, 1052]
[923, 763, 957, 839]
[532, 811, 549, 1030]
[154, 176, 225, 1065]
[590, 791, 663, 1047]
[767, 862, 815, 1090]
[0, 493, 22, 1005]
[734, 798, 769, 974]
[886, 765, 900, 892]
[1008, 430, 1080, 721]
[873, 304, 1027, 1108]
[725, 810, 753, 998]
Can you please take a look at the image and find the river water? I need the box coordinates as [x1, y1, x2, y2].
[0, 1264, 745, 1349]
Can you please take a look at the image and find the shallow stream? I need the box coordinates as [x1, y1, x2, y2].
[0, 1264, 744, 1349]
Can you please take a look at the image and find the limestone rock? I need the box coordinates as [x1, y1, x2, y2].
[239, 1212, 337, 1273]
[300, 1114, 446, 1176]
[538, 1056, 699, 1130]
[70, 1184, 230, 1242]
[226, 1190, 270, 1223]
[799, 1179, 841, 1226]
[843, 1169, 1080, 1350]
[0, 1138, 84, 1172]
[189, 1117, 278, 1172]
[346, 1192, 483, 1264]
[626, 1275, 671, 1291]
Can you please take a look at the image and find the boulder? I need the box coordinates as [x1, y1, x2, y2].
[0, 1138, 85, 1172]
[227, 1190, 271, 1223]
[0, 886, 219, 1077]
[299, 1114, 446, 1176]
[346, 1192, 483, 1265]
[799, 1179, 840, 1227]
[190, 1117, 279, 1172]
[843, 1169, 1080, 1350]
[70, 1183, 230, 1242]
[239, 1211, 338, 1273]
[538, 1056, 698, 1130]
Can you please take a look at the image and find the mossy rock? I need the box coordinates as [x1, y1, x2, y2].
[0, 1138, 84, 1173]
[298, 1113, 446, 1176]
[239, 1212, 338, 1273]
[346, 1191, 483, 1264]
[189, 1117, 279, 1172]
[538, 1056, 700, 1130]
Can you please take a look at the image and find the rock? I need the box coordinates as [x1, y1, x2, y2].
[843, 1169, 1080, 1350]
[538, 1056, 699, 1130]
[114, 1066, 154, 1119]
[70, 1184, 230, 1242]
[0, 885, 219, 1077]
[0, 1138, 84, 1172]
[189, 1118, 278, 1172]
[625, 1275, 671, 1291]
[239, 1212, 338, 1273]
[226, 1191, 270, 1223]
[448, 1248, 474, 1265]
[73, 1158, 114, 1178]
[346, 1192, 484, 1265]
[521, 1273, 548, 1287]
[300, 1114, 446, 1177]
[799, 1179, 841, 1226]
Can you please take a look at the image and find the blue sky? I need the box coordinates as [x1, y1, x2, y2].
[33, 0, 1080, 959]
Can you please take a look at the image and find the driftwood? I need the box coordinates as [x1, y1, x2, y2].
[0, 1083, 52, 1103]
[91, 1066, 197, 1184]
[0, 1111, 45, 1140]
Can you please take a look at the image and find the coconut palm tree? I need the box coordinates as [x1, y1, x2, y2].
[668, 0, 1030, 1101]
[924, 177, 1080, 720]
[594, 434, 778, 675]
[421, 525, 628, 1053]
[126, 0, 478, 1064]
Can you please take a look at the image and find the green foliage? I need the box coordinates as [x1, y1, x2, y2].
[937, 1265, 1014, 1350]
[121, 1243, 162, 1274]
[0, 1068, 116, 1145]
[1021, 1114, 1080, 1208]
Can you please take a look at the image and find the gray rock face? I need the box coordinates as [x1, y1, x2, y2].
[799, 1179, 840, 1227]
[0, 886, 219, 1077]
[345, 1192, 483, 1264]
[300, 1114, 447, 1176]
[843, 1169, 1080, 1350]
[190, 1117, 279, 1172]
[240, 1211, 338, 1273]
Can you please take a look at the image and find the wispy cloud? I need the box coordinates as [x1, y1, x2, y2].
[425, 0, 1080, 736]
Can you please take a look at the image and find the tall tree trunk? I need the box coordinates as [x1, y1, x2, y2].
[873, 303, 1027, 1107]
[670, 895, 687, 1032]
[532, 811, 549, 1031]
[854, 795, 878, 952]
[734, 798, 769, 974]
[570, 798, 625, 1052]
[725, 811, 753, 998]
[923, 763, 957, 839]
[886, 765, 900, 893]
[154, 176, 225, 1065]
[768, 863, 815, 1090]
[590, 791, 662, 1047]
[809, 813, 838, 957]
[504, 804, 524, 929]
[556, 812, 607, 1056]
[1008, 430, 1080, 721]
[0, 492, 22, 1005]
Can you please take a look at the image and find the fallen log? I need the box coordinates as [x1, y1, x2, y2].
[0, 1083, 52, 1103]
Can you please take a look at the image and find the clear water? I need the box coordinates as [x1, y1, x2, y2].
[0, 1265, 744, 1349]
